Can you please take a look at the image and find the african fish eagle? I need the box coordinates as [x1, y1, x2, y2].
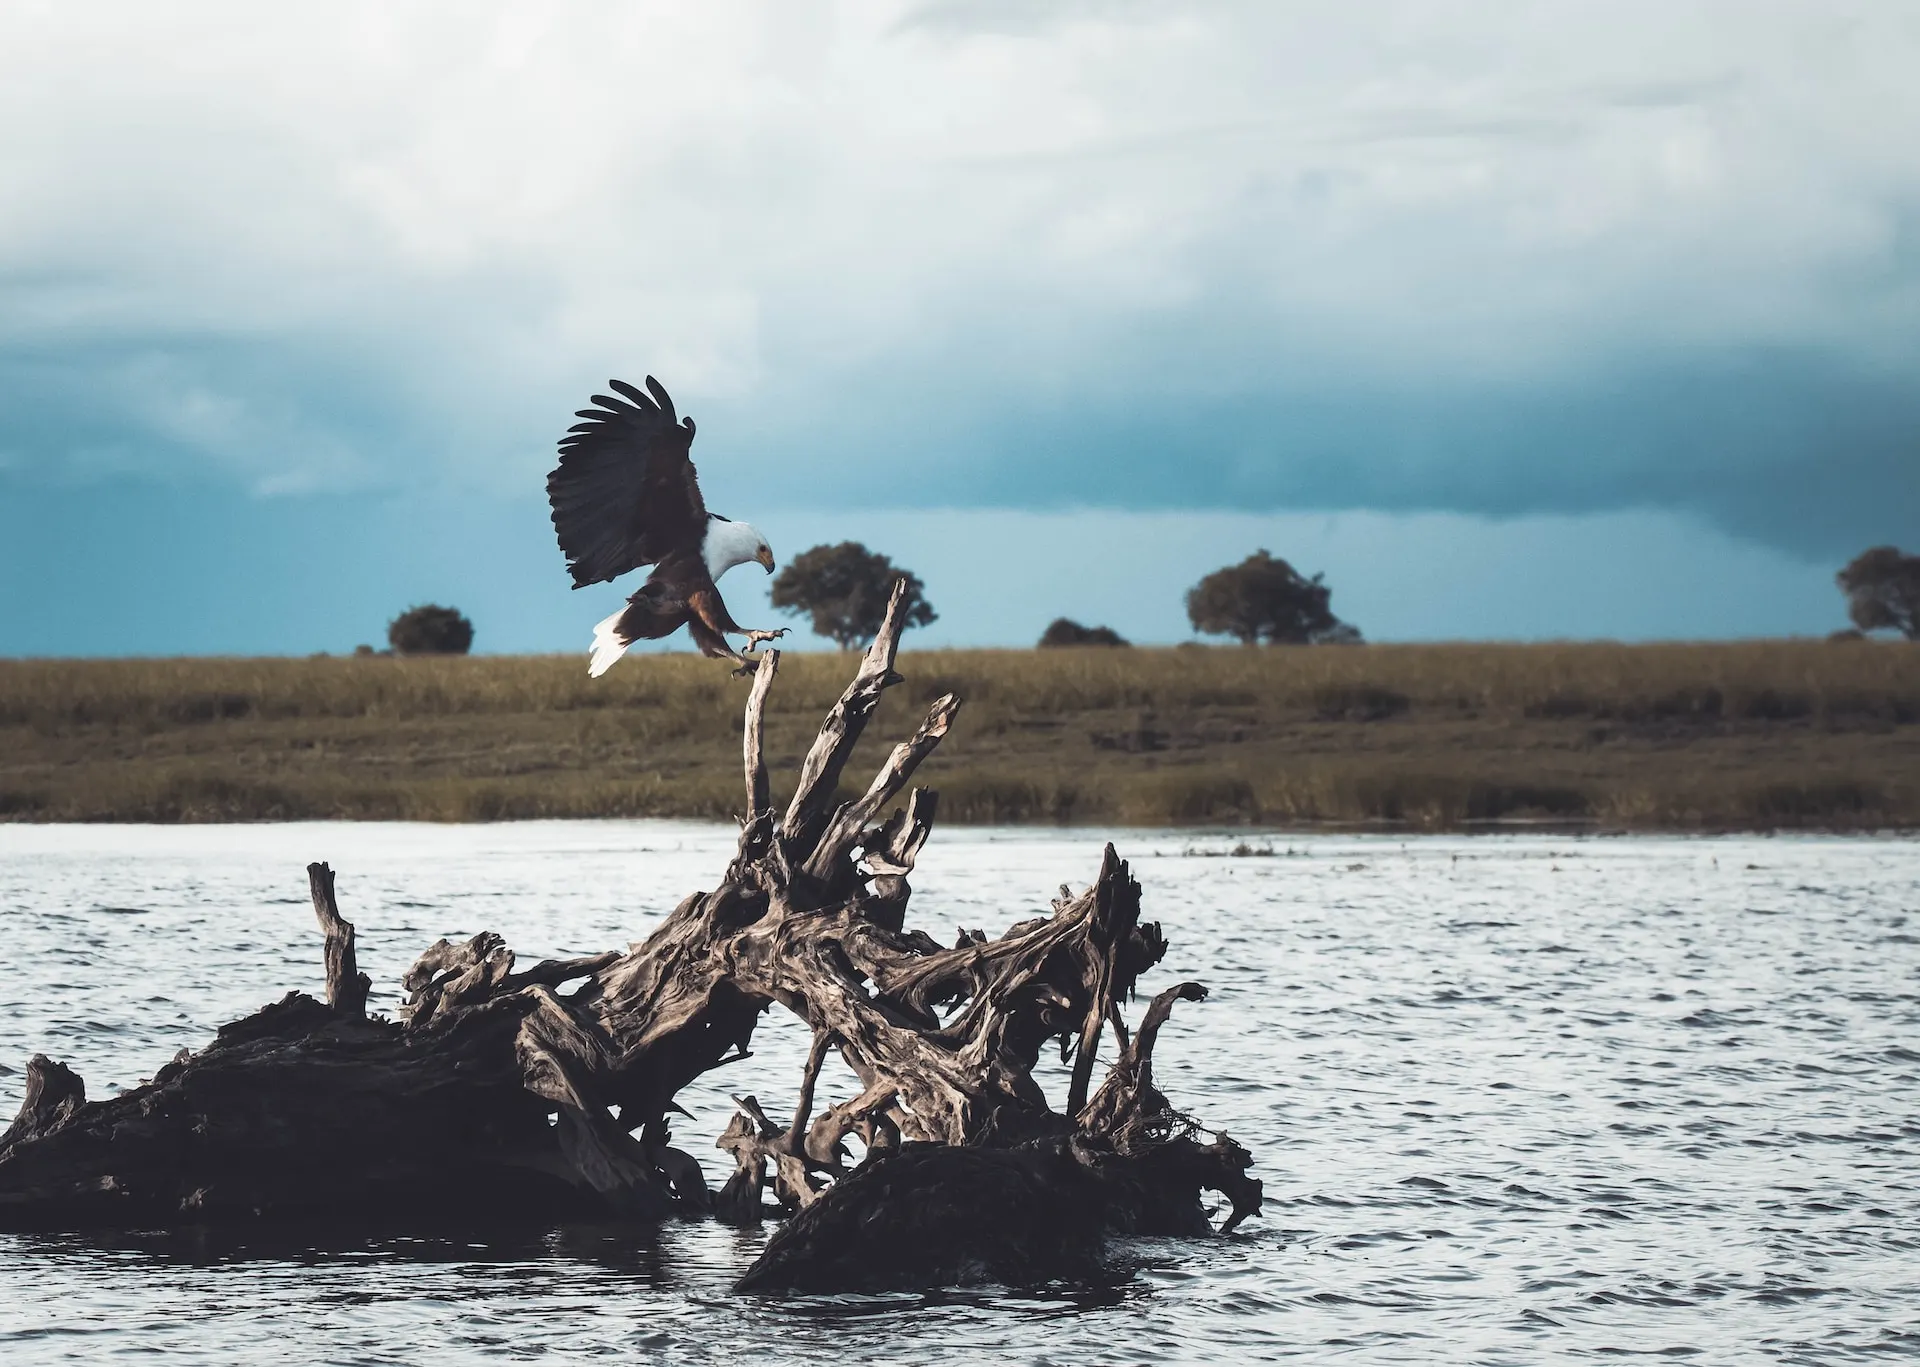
[546, 376, 786, 676]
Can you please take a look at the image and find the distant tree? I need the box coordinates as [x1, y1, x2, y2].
[1038, 618, 1129, 648]
[771, 542, 936, 649]
[387, 604, 474, 655]
[1837, 546, 1920, 640]
[1185, 550, 1360, 645]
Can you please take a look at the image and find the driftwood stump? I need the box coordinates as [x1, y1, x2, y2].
[0, 584, 1262, 1290]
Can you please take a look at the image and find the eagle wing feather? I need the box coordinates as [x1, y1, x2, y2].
[546, 376, 709, 589]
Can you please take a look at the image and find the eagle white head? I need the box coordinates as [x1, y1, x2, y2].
[702, 516, 775, 581]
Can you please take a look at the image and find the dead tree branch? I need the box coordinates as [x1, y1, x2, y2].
[307, 861, 370, 1017]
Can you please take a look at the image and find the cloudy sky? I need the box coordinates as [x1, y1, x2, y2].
[3, 0, 1915, 653]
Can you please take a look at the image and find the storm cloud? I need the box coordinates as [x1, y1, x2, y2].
[2, 2, 1915, 598]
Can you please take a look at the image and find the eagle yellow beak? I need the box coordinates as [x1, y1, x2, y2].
[756, 546, 775, 573]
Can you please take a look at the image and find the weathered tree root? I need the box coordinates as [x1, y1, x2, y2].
[0, 583, 1262, 1289]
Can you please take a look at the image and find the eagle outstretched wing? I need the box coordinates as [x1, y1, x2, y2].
[546, 376, 708, 589]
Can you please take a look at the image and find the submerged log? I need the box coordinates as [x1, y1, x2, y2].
[0, 581, 1261, 1287]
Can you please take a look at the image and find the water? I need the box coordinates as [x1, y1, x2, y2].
[1, 823, 1917, 1365]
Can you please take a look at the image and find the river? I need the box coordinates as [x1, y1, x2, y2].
[1, 823, 1916, 1364]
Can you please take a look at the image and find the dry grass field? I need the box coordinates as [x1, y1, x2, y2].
[3, 641, 1918, 829]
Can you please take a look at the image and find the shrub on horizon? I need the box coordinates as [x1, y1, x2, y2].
[387, 605, 475, 656]
[1038, 618, 1129, 648]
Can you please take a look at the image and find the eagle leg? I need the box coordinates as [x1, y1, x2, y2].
[686, 613, 746, 665]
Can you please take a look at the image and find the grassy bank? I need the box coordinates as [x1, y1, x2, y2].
[3, 641, 1918, 829]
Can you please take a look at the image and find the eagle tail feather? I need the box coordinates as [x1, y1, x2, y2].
[588, 609, 632, 678]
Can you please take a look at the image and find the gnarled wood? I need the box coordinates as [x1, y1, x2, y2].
[0, 1056, 86, 1155]
[0, 575, 1261, 1291]
[742, 647, 779, 820]
[307, 861, 370, 1017]
[780, 578, 911, 853]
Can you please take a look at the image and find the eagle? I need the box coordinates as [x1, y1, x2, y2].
[546, 376, 786, 676]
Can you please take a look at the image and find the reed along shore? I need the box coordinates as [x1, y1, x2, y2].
[3, 641, 1917, 830]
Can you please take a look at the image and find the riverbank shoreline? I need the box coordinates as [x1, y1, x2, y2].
[4, 641, 1916, 830]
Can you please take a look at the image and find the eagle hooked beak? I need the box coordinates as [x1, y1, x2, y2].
[755, 546, 775, 573]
